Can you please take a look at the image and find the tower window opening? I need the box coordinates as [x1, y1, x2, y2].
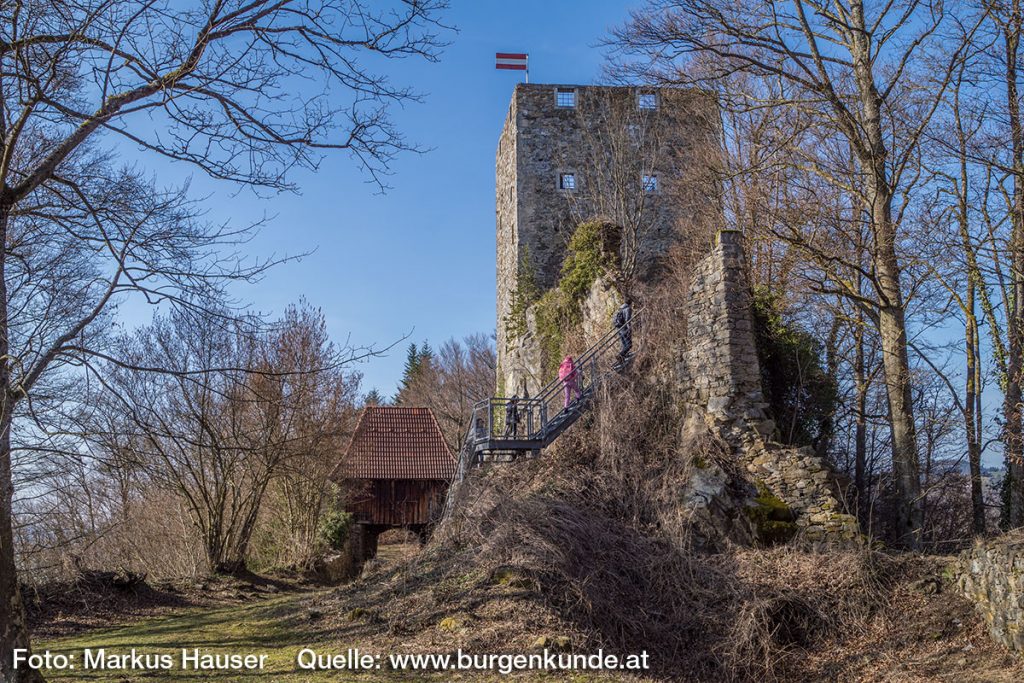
[556, 88, 576, 108]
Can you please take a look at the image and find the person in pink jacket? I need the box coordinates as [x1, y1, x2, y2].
[558, 355, 580, 408]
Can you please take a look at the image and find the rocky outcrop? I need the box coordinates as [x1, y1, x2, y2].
[955, 532, 1024, 651]
[679, 454, 758, 549]
[579, 275, 621, 348]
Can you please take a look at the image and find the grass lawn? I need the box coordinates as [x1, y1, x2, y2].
[40, 590, 354, 682]
[37, 589, 619, 682]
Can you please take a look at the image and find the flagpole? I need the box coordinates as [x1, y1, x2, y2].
[526, 55, 529, 83]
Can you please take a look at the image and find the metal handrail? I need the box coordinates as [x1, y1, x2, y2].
[470, 309, 640, 446]
[442, 309, 640, 518]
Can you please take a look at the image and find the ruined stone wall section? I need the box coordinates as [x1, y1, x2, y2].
[680, 229, 769, 428]
[680, 230, 860, 544]
[955, 533, 1024, 651]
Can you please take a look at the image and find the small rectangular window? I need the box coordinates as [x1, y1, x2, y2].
[642, 174, 658, 192]
[555, 88, 576, 108]
[560, 173, 576, 190]
[638, 92, 658, 110]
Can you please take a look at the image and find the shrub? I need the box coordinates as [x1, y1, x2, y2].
[559, 221, 621, 303]
[317, 509, 354, 551]
[751, 286, 837, 449]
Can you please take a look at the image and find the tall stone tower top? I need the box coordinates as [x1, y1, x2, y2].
[495, 83, 722, 386]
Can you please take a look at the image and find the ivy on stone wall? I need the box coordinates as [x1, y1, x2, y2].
[559, 221, 622, 302]
[532, 221, 623, 377]
[504, 247, 540, 347]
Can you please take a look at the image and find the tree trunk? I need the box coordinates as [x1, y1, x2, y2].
[848, 0, 922, 546]
[965, 284, 986, 535]
[870, 180, 923, 547]
[0, 202, 44, 682]
[1003, 3, 1024, 528]
[854, 315, 869, 523]
[0, 421, 42, 683]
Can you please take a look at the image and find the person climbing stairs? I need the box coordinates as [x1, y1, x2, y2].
[462, 308, 641, 466]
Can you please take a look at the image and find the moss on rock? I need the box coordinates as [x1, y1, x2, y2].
[746, 482, 798, 546]
[534, 221, 624, 376]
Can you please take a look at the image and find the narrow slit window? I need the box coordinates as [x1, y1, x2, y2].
[556, 88, 576, 108]
[560, 173, 577, 190]
[642, 174, 658, 192]
[638, 92, 658, 110]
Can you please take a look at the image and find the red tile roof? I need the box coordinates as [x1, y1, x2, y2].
[331, 407, 455, 481]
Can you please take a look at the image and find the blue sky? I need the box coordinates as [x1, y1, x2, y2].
[116, 1, 643, 398]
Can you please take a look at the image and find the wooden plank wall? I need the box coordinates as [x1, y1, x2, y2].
[345, 479, 448, 526]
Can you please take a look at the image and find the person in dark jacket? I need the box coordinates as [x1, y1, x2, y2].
[614, 297, 633, 364]
[504, 394, 520, 437]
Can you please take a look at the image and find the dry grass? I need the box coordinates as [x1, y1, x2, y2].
[311, 341, 1024, 681]
[321, 504, 1021, 681]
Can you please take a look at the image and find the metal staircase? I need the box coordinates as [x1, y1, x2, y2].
[445, 310, 640, 503]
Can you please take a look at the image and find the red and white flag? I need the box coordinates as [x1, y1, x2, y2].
[495, 52, 528, 71]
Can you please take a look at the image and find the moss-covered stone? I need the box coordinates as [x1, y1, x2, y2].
[490, 566, 536, 590]
[346, 607, 376, 622]
[746, 482, 798, 545]
[438, 615, 471, 632]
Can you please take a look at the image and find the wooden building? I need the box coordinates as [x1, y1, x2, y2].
[330, 407, 454, 559]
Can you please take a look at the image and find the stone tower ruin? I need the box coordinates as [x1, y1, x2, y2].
[495, 83, 721, 387]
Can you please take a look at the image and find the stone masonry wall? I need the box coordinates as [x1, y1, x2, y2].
[496, 83, 720, 385]
[495, 95, 519, 375]
[955, 532, 1024, 651]
[679, 230, 860, 544]
[679, 230, 771, 432]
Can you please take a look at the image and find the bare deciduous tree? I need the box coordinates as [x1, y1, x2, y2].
[395, 335, 496, 451]
[95, 303, 371, 573]
[0, 2, 448, 679]
[613, 0, 983, 546]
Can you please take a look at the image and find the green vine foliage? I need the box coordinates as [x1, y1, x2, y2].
[534, 288, 574, 378]
[751, 286, 837, 450]
[503, 222, 623, 377]
[504, 247, 540, 346]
